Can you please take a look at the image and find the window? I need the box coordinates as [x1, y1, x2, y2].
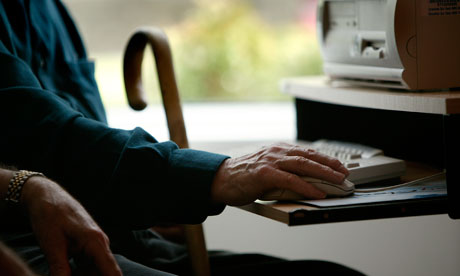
[64, 0, 321, 106]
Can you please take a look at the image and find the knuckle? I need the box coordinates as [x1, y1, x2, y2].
[330, 159, 342, 168]
[86, 228, 108, 243]
[284, 173, 297, 184]
[268, 142, 289, 152]
[294, 156, 310, 167]
[273, 158, 283, 168]
[255, 164, 272, 178]
[264, 153, 278, 162]
[259, 147, 275, 157]
[294, 156, 305, 163]
[304, 149, 317, 158]
[320, 165, 333, 175]
[269, 145, 282, 153]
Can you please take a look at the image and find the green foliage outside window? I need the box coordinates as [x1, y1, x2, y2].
[140, 0, 322, 102]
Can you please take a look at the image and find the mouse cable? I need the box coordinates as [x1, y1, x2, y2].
[354, 171, 446, 193]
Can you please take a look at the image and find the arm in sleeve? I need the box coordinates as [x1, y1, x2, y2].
[0, 50, 228, 230]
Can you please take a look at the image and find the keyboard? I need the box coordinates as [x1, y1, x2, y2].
[297, 140, 406, 185]
[194, 139, 406, 186]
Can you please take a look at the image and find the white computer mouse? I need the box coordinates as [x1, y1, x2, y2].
[259, 177, 355, 201]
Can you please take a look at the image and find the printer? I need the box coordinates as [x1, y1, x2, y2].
[317, 0, 460, 90]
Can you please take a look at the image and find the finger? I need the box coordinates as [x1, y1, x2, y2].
[287, 147, 349, 176]
[42, 236, 71, 276]
[276, 156, 346, 184]
[90, 245, 122, 276]
[81, 233, 122, 276]
[268, 169, 326, 199]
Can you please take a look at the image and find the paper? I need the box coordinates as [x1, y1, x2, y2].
[299, 176, 447, 208]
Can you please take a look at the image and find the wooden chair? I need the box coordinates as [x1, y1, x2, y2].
[123, 27, 211, 276]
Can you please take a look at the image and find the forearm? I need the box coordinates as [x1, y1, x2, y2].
[0, 89, 228, 228]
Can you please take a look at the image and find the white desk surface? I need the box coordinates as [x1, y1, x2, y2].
[281, 76, 460, 115]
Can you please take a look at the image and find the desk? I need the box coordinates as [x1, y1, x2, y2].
[194, 76, 460, 225]
[282, 76, 460, 220]
[192, 140, 449, 226]
[239, 197, 447, 226]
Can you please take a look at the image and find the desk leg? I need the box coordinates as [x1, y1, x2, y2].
[444, 114, 460, 219]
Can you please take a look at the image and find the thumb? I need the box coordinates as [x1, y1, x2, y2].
[42, 238, 71, 276]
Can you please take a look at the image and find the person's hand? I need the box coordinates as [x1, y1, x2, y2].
[0, 241, 37, 276]
[211, 142, 349, 206]
[20, 176, 122, 276]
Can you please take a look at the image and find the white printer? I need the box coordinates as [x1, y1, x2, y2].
[317, 0, 460, 90]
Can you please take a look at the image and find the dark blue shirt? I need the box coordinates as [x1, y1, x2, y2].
[0, 0, 227, 228]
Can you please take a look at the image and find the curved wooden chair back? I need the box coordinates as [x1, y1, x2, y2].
[123, 27, 210, 276]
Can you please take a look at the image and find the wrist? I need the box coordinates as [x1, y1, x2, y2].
[0, 169, 47, 222]
[5, 171, 45, 205]
[211, 158, 230, 205]
[20, 175, 51, 212]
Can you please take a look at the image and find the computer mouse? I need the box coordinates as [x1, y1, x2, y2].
[259, 177, 355, 201]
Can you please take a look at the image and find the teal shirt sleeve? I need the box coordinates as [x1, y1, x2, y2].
[0, 54, 228, 229]
[0, 0, 229, 229]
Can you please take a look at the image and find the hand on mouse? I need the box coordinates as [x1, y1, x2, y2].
[211, 142, 349, 206]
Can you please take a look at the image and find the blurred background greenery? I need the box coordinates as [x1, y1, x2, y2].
[168, 0, 322, 101]
[64, 0, 322, 106]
